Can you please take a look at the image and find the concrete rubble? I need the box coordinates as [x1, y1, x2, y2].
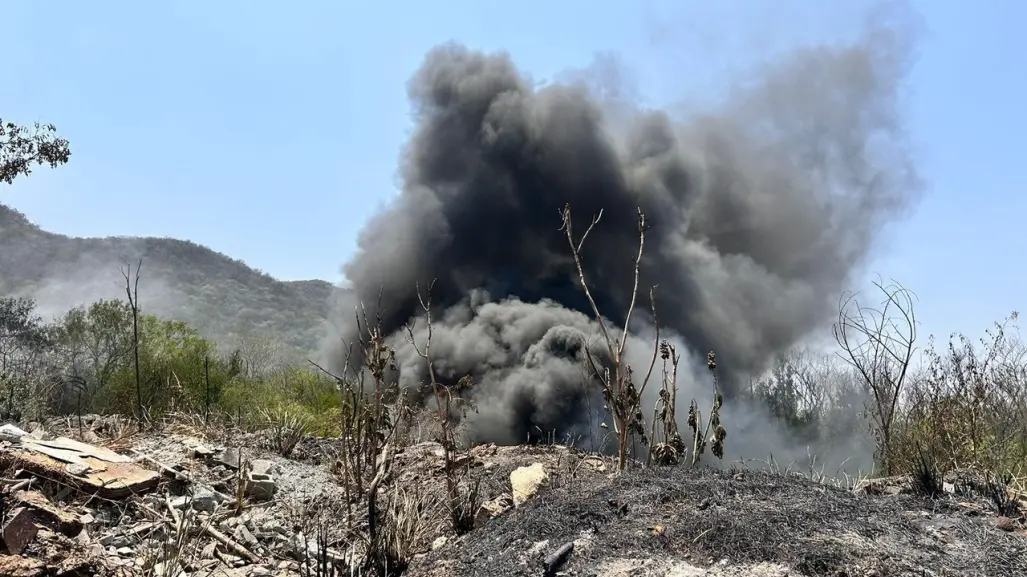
[0, 417, 311, 576]
[0, 415, 596, 577]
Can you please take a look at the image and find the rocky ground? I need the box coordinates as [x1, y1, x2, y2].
[0, 415, 1023, 577]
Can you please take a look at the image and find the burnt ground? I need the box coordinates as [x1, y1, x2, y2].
[410, 466, 1027, 577]
[2, 416, 1024, 577]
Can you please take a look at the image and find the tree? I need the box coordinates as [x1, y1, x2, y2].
[0, 297, 51, 420]
[55, 300, 134, 413]
[231, 331, 283, 379]
[0, 297, 41, 367]
[0, 120, 71, 185]
[833, 278, 917, 474]
[754, 349, 830, 434]
[121, 260, 144, 424]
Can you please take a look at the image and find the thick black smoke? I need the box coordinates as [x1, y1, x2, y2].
[327, 19, 920, 446]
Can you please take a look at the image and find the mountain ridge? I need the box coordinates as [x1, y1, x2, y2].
[0, 203, 343, 354]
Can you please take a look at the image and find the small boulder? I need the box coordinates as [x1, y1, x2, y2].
[510, 463, 548, 506]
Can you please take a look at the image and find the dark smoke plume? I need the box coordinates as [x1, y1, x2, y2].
[327, 18, 920, 447]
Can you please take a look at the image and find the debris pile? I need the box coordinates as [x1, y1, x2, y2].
[0, 416, 611, 577]
[0, 419, 350, 576]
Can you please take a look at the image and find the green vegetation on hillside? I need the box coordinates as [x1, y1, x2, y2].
[0, 295, 343, 435]
[0, 203, 342, 354]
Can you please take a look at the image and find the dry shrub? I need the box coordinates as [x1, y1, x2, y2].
[562, 203, 728, 472]
[896, 313, 1027, 492]
[906, 443, 944, 498]
[375, 483, 446, 574]
[287, 498, 349, 577]
[131, 494, 212, 577]
[402, 283, 481, 535]
[308, 284, 480, 574]
[284, 491, 437, 577]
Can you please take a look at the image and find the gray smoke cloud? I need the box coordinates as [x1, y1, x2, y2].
[327, 14, 921, 450]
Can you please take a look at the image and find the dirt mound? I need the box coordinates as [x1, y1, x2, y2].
[411, 467, 1027, 577]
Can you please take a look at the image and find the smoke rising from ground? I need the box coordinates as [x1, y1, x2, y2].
[328, 15, 921, 459]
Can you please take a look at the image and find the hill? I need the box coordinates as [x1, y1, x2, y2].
[0, 203, 342, 354]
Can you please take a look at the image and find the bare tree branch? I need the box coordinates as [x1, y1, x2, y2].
[559, 203, 660, 471]
[120, 259, 144, 427]
[833, 276, 917, 473]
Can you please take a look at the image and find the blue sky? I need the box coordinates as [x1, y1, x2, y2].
[1, 1, 1024, 343]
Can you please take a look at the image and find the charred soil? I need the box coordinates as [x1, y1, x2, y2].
[411, 466, 1026, 577]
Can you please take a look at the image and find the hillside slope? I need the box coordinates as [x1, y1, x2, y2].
[0, 203, 342, 353]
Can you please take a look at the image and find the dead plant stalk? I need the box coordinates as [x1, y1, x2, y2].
[560, 203, 659, 472]
[405, 280, 477, 534]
